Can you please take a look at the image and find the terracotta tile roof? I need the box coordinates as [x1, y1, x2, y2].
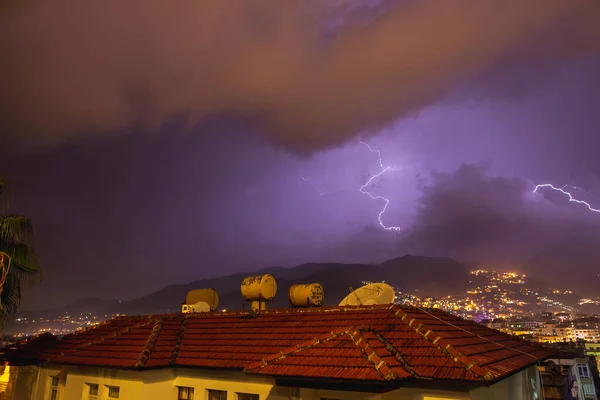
[2, 332, 58, 366]
[35, 305, 552, 384]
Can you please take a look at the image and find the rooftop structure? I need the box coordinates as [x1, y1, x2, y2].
[6, 305, 552, 387]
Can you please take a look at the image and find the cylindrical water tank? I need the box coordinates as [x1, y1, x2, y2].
[185, 288, 219, 311]
[289, 283, 324, 307]
[241, 274, 277, 301]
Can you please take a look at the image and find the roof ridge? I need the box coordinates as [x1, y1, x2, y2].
[169, 315, 188, 365]
[244, 326, 350, 372]
[367, 329, 422, 380]
[55, 317, 159, 360]
[347, 327, 398, 381]
[245, 325, 401, 381]
[134, 317, 166, 368]
[388, 304, 494, 381]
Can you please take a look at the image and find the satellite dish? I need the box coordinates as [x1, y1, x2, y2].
[191, 302, 211, 313]
[339, 283, 395, 306]
[182, 288, 219, 313]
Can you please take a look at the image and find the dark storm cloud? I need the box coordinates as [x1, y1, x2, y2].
[1, 1, 599, 152]
[401, 163, 600, 278]
[406, 163, 531, 250]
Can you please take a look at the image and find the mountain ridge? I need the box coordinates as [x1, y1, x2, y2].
[17, 254, 471, 318]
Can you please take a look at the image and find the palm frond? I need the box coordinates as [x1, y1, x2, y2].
[0, 178, 41, 330]
[0, 271, 22, 324]
[0, 242, 41, 276]
[0, 214, 33, 242]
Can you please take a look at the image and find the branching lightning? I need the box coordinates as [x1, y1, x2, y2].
[359, 142, 402, 231]
[533, 183, 600, 213]
[300, 142, 402, 231]
[300, 176, 344, 197]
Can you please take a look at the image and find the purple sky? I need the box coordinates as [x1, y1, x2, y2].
[1, 1, 600, 309]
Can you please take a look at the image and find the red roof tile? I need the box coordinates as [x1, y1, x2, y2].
[33, 305, 552, 384]
[2, 332, 59, 366]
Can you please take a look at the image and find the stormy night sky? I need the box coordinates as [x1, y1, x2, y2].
[1, 1, 600, 310]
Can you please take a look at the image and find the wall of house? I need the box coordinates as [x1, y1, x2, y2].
[3, 365, 39, 400]
[21, 364, 538, 400]
[380, 387, 469, 400]
[470, 366, 540, 400]
[29, 365, 294, 400]
[296, 387, 381, 400]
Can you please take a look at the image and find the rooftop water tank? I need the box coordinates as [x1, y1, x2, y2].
[289, 283, 324, 307]
[241, 274, 277, 301]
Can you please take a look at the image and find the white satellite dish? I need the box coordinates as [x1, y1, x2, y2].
[191, 301, 211, 313]
[339, 283, 395, 306]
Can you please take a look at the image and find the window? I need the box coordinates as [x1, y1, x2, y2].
[208, 389, 227, 400]
[578, 364, 591, 379]
[49, 376, 59, 400]
[106, 385, 120, 398]
[584, 383, 596, 396]
[178, 387, 194, 400]
[87, 383, 99, 400]
[238, 394, 259, 400]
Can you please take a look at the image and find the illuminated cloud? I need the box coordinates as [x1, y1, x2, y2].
[1, 1, 599, 152]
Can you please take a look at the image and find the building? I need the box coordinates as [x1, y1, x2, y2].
[508, 320, 542, 330]
[584, 343, 600, 371]
[4, 304, 553, 400]
[486, 318, 507, 330]
[536, 323, 559, 337]
[538, 360, 568, 400]
[573, 329, 600, 342]
[535, 324, 576, 343]
[566, 358, 598, 400]
[539, 356, 600, 400]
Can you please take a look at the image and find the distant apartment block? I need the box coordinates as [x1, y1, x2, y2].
[566, 358, 598, 400]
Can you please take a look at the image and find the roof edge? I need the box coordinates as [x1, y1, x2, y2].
[388, 304, 494, 381]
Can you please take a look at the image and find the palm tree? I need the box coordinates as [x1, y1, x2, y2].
[0, 178, 41, 330]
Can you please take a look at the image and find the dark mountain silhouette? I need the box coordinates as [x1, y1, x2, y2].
[523, 235, 600, 296]
[15, 297, 121, 320]
[27, 254, 470, 316]
[15, 255, 472, 319]
[65, 297, 121, 312]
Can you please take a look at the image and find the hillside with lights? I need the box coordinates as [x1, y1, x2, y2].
[5, 255, 599, 338]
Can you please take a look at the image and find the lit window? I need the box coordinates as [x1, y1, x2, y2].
[583, 383, 595, 396]
[106, 385, 120, 398]
[49, 376, 59, 400]
[87, 383, 99, 399]
[208, 390, 227, 400]
[578, 364, 590, 379]
[178, 387, 194, 400]
[238, 394, 259, 400]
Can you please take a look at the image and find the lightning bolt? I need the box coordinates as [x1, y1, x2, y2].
[561, 184, 580, 192]
[300, 176, 345, 197]
[300, 141, 402, 231]
[533, 183, 600, 213]
[359, 141, 402, 231]
[300, 175, 326, 196]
